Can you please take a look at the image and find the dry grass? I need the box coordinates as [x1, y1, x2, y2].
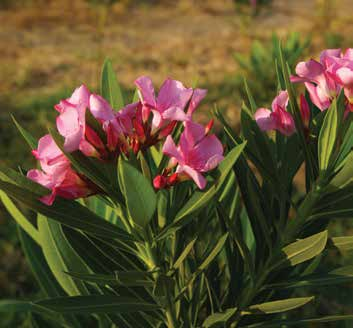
[2, 0, 352, 120]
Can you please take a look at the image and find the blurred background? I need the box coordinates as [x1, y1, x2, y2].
[0, 0, 352, 326]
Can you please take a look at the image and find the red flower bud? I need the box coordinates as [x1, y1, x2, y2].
[153, 175, 167, 189]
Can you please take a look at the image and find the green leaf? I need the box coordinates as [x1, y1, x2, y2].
[157, 189, 168, 229]
[264, 265, 353, 289]
[18, 227, 65, 297]
[329, 152, 353, 189]
[132, 88, 140, 103]
[66, 271, 154, 287]
[157, 142, 246, 240]
[271, 231, 328, 270]
[330, 236, 353, 251]
[18, 227, 83, 328]
[199, 233, 228, 271]
[0, 165, 48, 195]
[173, 237, 197, 270]
[0, 180, 133, 241]
[0, 300, 51, 315]
[277, 41, 317, 184]
[243, 78, 257, 113]
[241, 314, 353, 328]
[35, 296, 160, 314]
[203, 307, 238, 328]
[50, 128, 123, 203]
[240, 105, 278, 185]
[118, 159, 157, 228]
[318, 99, 338, 172]
[38, 215, 90, 296]
[11, 115, 37, 149]
[243, 296, 314, 315]
[175, 233, 229, 301]
[101, 58, 124, 109]
[1, 191, 40, 244]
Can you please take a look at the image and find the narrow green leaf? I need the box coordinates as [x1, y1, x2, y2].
[66, 271, 154, 287]
[0, 180, 133, 241]
[0, 300, 51, 315]
[11, 115, 37, 149]
[132, 88, 140, 103]
[0, 165, 47, 195]
[173, 237, 197, 270]
[330, 236, 353, 251]
[36, 296, 160, 314]
[50, 128, 123, 203]
[38, 215, 90, 296]
[101, 58, 124, 109]
[1, 191, 40, 244]
[271, 231, 328, 270]
[264, 265, 353, 289]
[18, 227, 83, 327]
[203, 307, 237, 328]
[157, 189, 168, 229]
[118, 159, 157, 228]
[243, 78, 257, 113]
[174, 233, 229, 302]
[318, 99, 338, 172]
[18, 227, 64, 297]
[329, 152, 353, 189]
[199, 233, 228, 271]
[242, 314, 353, 328]
[243, 296, 314, 315]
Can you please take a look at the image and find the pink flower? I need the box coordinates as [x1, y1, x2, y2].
[254, 90, 296, 136]
[55, 85, 99, 157]
[89, 94, 136, 151]
[160, 121, 224, 189]
[291, 49, 342, 111]
[134, 76, 193, 131]
[324, 48, 353, 106]
[27, 135, 93, 205]
[187, 88, 207, 117]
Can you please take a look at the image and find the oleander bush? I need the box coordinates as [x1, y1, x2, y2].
[1, 44, 353, 327]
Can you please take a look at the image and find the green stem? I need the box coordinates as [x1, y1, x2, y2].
[165, 295, 178, 328]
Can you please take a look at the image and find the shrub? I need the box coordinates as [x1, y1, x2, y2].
[1, 47, 353, 327]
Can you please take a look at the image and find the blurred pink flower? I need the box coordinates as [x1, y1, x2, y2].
[27, 134, 93, 205]
[254, 90, 296, 136]
[161, 120, 224, 189]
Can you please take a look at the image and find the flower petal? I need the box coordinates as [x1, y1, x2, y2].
[157, 78, 193, 111]
[162, 106, 189, 122]
[89, 94, 115, 122]
[162, 135, 183, 163]
[187, 134, 224, 171]
[295, 59, 324, 83]
[69, 84, 90, 107]
[187, 88, 207, 116]
[254, 108, 276, 131]
[135, 76, 156, 108]
[305, 82, 330, 111]
[272, 90, 289, 112]
[181, 165, 207, 189]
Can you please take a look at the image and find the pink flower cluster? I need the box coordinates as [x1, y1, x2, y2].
[28, 77, 224, 205]
[255, 48, 353, 136]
